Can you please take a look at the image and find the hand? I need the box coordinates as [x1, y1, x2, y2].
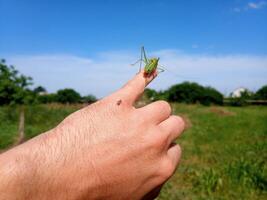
[0, 70, 185, 200]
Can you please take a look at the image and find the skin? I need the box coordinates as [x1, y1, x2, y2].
[0, 70, 185, 200]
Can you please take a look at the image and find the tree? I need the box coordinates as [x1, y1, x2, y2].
[143, 89, 169, 102]
[0, 59, 34, 143]
[229, 89, 254, 106]
[33, 86, 47, 94]
[0, 59, 35, 105]
[37, 93, 57, 104]
[82, 94, 97, 103]
[199, 87, 224, 106]
[166, 82, 223, 105]
[255, 85, 267, 100]
[56, 88, 81, 104]
[167, 82, 205, 103]
[143, 88, 158, 101]
[0, 59, 33, 105]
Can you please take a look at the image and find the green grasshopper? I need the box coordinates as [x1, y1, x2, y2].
[132, 46, 197, 80]
[131, 46, 164, 76]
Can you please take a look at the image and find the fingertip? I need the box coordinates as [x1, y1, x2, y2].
[136, 69, 158, 86]
[118, 69, 158, 104]
[173, 115, 186, 133]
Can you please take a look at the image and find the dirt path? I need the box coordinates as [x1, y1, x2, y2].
[14, 107, 25, 145]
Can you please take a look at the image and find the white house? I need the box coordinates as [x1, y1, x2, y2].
[230, 87, 248, 98]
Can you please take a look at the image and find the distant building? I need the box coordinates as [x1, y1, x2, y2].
[38, 91, 48, 96]
[230, 87, 248, 98]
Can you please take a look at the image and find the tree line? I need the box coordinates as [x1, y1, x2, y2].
[0, 59, 97, 106]
[1, 59, 267, 107]
[144, 83, 267, 106]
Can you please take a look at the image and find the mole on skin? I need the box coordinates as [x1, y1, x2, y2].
[116, 99, 122, 106]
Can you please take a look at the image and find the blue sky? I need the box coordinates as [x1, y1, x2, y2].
[0, 0, 267, 97]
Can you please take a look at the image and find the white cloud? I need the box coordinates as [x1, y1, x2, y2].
[233, 1, 267, 12]
[6, 50, 267, 97]
[248, 1, 267, 9]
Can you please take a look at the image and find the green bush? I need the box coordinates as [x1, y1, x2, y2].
[255, 85, 267, 100]
[37, 93, 58, 104]
[33, 86, 46, 94]
[166, 82, 223, 105]
[167, 82, 204, 103]
[144, 88, 158, 101]
[229, 90, 254, 106]
[199, 87, 223, 106]
[82, 95, 97, 103]
[56, 88, 81, 104]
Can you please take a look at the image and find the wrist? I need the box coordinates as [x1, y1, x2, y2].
[0, 145, 38, 200]
[0, 129, 59, 199]
[0, 128, 104, 200]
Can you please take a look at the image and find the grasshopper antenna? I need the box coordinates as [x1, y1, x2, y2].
[131, 59, 143, 66]
[158, 64, 200, 80]
[130, 46, 146, 69]
[140, 46, 143, 72]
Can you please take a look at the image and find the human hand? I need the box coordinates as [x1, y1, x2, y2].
[0, 70, 185, 200]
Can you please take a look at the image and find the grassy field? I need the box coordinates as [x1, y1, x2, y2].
[0, 104, 266, 199]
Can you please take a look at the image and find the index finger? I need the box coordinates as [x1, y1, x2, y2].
[117, 69, 157, 105]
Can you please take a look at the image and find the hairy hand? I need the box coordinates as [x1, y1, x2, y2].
[0, 70, 185, 200]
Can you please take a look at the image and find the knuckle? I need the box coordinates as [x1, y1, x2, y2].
[173, 144, 182, 156]
[159, 158, 176, 180]
[147, 129, 166, 149]
[157, 100, 171, 114]
[172, 115, 185, 130]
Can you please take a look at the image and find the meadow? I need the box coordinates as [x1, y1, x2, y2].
[0, 104, 266, 199]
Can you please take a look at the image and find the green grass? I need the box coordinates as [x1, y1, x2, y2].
[0, 104, 80, 149]
[0, 104, 266, 199]
[159, 104, 267, 200]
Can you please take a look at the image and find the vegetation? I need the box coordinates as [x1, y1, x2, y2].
[82, 94, 98, 103]
[56, 88, 81, 104]
[0, 104, 79, 149]
[0, 104, 266, 199]
[1, 59, 267, 199]
[0, 60, 97, 106]
[1, 59, 267, 107]
[228, 90, 253, 106]
[143, 82, 224, 106]
[33, 86, 47, 94]
[37, 93, 58, 104]
[226, 86, 267, 107]
[167, 82, 223, 105]
[0, 59, 34, 105]
[159, 104, 267, 200]
[0, 59, 36, 143]
[255, 85, 267, 100]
